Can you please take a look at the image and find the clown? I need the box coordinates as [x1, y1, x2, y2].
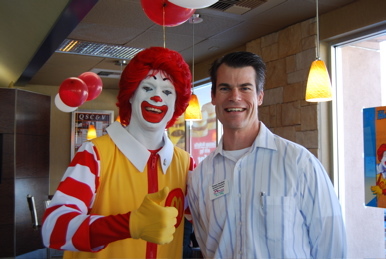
[371, 143, 386, 207]
[42, 47, 195, 258]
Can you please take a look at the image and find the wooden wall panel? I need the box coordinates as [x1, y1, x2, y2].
[0, 89, 16, 134]
[0, 89, 50, 257]
[16, 134, 49, 179]
[16, 90, 50, 136]
[15, 178, 48, 255]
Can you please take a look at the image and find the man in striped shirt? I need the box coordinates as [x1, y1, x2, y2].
[188, 51, 347, 258]
[42, 47, 195, 259]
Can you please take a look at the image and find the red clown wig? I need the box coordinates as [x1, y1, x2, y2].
[117, 47, 192, 128]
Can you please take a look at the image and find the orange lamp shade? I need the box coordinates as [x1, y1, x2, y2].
[185, 94, 202, 121]
[116, 115, 121, 122]
[87, 124, 97, 140]
[305, 60, 332, 102]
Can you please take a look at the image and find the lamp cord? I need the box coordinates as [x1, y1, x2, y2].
[192, 15, 195, 91]
[163, 5, 166, 48]
[316, 0, 320, 60]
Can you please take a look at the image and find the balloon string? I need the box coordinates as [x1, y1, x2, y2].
[163, 5, 166, 48]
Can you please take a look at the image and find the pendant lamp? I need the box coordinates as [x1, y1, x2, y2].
[305, 59, 332, 101]
[305, 0, 332, 102]
[185, 14, 203, 121]
[87, 124, 97, 140]
[185, 93, 202, 120]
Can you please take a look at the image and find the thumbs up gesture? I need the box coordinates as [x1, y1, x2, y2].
[129, 187, 178, 244]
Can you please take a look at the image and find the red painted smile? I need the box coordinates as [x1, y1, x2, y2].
[141, 101, 168, 123]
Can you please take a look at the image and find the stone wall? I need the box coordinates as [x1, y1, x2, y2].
[246, 18, 320, 157]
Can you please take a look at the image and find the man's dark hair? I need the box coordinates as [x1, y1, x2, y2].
[209, 51, 266, 95]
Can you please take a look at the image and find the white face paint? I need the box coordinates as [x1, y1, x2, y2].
[129, 70, 176, 132]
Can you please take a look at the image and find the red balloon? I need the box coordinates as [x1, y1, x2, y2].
[78, 72, 103, 101]
[141, 0, 195, 27]
[59, 77, 89, 107]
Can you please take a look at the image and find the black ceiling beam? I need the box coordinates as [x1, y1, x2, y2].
[15, 0, 99, 86]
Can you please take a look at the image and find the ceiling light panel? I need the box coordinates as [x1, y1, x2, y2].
[56, 39, 143, 59]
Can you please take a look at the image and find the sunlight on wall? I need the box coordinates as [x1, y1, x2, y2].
[381, 41, 386, 103]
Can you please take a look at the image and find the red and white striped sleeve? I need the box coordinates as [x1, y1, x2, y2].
[41, 141, 131, 252]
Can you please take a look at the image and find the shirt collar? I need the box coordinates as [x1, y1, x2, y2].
[213, 122, 277, 157]
[251, 122, 277, 151]
[106, 121, 174, 174]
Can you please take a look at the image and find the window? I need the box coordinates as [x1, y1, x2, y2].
[186, 82, 222, 163]
[332, 31, 386, 258]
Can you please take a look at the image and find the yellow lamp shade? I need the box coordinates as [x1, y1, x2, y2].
[116, 115, 121, 122]
[87, 124, 97, 140]
[305, 60, 332, 102]
[185, 94, 202, 121]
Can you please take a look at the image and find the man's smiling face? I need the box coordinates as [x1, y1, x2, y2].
[211, 64, 263, 133]
[129, 70, 176, 131]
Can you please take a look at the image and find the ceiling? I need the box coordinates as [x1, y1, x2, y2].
[16, 0, 357, 89]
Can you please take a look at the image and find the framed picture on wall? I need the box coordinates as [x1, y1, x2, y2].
[71, 110, 114, 159]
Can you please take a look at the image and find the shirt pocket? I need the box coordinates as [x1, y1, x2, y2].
[262, 195, 297, 242]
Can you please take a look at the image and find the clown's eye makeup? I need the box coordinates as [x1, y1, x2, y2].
[163, 90, 172, 96]
[143, 86, 152, 92]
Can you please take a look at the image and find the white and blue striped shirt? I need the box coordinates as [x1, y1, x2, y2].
[188, 123, 347, 259]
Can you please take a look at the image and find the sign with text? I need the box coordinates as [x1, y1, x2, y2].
[71, 110, 114, 159]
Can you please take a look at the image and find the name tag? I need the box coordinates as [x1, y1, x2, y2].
[209, 180, 229, 200]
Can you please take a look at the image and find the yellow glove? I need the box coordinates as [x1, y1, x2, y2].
[129, 187, 178, 244]
[371, 185, 382, 195]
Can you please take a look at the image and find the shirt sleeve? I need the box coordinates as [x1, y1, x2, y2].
[41, 141, 131, 252]
[184, 155, 196, 222]
[301, 155, 347, 259]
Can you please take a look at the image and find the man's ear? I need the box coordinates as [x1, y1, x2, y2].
[258, 91, 264, 106]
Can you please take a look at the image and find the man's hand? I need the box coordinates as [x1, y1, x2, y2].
[129, 187, 178, 244]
